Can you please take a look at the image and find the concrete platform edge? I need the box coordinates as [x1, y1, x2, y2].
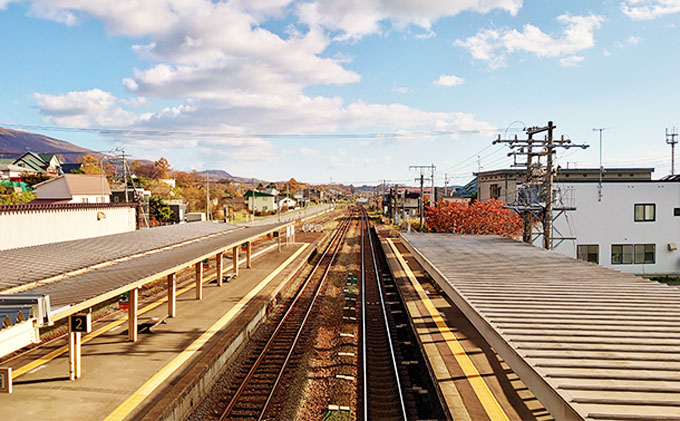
[380, 238, 454, 421]
[150, 239, 324, 421]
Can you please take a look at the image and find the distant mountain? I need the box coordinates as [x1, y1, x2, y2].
[198, 169, 233, 180]
[0, 127, 99, 162]
[0, 127, 260, 183]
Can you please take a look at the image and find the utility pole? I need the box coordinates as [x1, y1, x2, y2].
[444, 173, 449, 197]
[206, 170, 210, 221]
[431, 164, 436, 205]
[418, 174, 424, 227]
[522, 133, 534, 243]
[543, 122, 555, 250]
[667, 127, 678, 175]
[410, 165, 435, 229]
[593, 128, 608, 201]
[494, 121, 589, 250]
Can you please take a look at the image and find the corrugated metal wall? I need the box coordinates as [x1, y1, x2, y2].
[0, 206, 136, 250]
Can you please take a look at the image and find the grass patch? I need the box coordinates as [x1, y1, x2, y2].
[647, 275, 680, 284]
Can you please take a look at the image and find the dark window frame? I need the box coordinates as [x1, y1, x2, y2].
[634, 203, 656, 222]
[634, 244, 656, 264]
[577, 244, 599, 264]
[611, 244, 633, 265]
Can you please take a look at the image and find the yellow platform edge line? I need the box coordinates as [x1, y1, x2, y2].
[12, 243, 279, 380]
[104, 243, 309, 421]
[386, 238, 509, 421]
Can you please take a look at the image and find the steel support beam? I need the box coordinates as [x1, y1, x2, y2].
[232, 246, 239, 277]
[68, 319, 81, 380]
[167, 273, 176, 317]
[246, 241, 252, 268]
[128, 288, 138, 342]
[216, 252, 223, 286]
[195, 262, 203, 300]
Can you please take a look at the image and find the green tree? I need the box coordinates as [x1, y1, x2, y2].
[149, 196, 174, 224]
[0, 186, 35, 205]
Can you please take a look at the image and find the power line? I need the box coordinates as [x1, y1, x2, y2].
[0, 122, 522, 140]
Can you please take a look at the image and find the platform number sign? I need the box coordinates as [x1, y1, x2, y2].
[0, 367, 11, 393]
[70, 313, 92, 333]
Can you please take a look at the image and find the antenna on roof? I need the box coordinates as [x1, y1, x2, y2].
[666, 127, 678, 176]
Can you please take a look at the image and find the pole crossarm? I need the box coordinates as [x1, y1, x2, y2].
[492, 121, 589, 250]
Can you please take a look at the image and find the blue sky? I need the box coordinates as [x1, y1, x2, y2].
[1, 0, 679, 185]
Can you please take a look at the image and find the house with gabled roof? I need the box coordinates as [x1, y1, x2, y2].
[244, 190, 275, 213]
[31, 174, 111, 204]
[12, 151, 62, 175]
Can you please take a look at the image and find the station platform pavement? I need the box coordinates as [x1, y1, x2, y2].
[1, 242, 312, 421]
[382, 237, 553, 421]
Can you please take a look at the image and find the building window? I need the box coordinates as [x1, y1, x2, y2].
[634, 244, 656, 264]
[612, 244, 633, 264]
[613, 244, 655, 264]
[674, 208, 680, 216]
[634, 203, 655, 222]
[577, 245, 599, 264]
[490, 184, 501, 200]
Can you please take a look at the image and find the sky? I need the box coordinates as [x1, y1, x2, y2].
[1, 0, 679, 186]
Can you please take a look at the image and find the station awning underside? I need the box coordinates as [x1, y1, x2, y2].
[401, 232, 680, 421]
[1, 222, 292, 322]
[0, 222, 240, 292]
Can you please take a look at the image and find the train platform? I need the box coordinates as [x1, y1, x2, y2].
[382, 235, 551, 421]
[0, 240, 316, 421]
[397, 232, 680, 421]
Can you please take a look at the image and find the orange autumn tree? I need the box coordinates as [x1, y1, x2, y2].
[425, 199, 523, 238]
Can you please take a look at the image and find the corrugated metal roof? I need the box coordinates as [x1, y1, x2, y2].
[402, 232, 680, 420]
[0, 222, 238, 291]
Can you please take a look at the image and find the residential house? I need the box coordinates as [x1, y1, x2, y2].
[244, 190, 276, 213]
[278, 197, 296, 210]
[0, 161, 37, 180]
[12, 152, 62, 176]
[32, 174, 111, 204]
[384, 188, 421, 219]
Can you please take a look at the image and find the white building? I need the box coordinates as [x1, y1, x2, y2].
[550, 180, 680, 275]
[278, 197, 296, 209]
[0, 202, 137, 250]
[32, 174, 111, 204]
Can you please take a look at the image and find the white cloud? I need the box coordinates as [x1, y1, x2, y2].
[433, 74, 465, 87]
[456, 14, 604, 68]
[32, 88, 144, 128]
[628, 35, 641, 44]
[393, 86, 412, 94]
[25, 1, 495, 149]
[559, 55, 584, 67]
[602, 47, 612, 56]
[297, 0, 522, 41]
[300, 147, 318, 156]
[622, 0, 680, 20]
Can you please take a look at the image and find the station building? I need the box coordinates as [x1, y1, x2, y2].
[475, 167, 680, 275]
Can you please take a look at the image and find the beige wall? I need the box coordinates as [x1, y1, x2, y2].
[246, 196, 275, 212]
[0, 206, 136, 250]
[477, 174, 519, 202]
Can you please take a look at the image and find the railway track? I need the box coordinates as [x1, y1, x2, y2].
[218, 211, 353, 420]
[358, 207, 410, 420]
